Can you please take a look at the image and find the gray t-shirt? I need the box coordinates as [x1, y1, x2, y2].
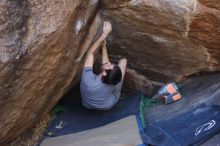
[80, 67, 122, 110]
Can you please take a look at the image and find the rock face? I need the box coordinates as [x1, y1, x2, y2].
[1, 0, 220, 144]
[122, 68, 154, 97]
[101, 0, 220, 82]
[0, 0, 101, 144]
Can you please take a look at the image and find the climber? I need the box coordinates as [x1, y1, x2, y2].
[80, 21, 127, 110]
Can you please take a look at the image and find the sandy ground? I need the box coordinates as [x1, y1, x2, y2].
[9, 114, 51, 146]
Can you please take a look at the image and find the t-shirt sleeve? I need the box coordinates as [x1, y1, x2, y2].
[81, 67, 96, 82]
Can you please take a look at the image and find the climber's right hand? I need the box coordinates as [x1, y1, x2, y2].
[102, 21, 112, 38]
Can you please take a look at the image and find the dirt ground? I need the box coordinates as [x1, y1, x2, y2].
[9, 114, 51, 146]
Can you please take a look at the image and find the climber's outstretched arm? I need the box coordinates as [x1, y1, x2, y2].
[102, 40, 110, 65]
[118, 58, 127, 80]
[84, 21, 112, 68]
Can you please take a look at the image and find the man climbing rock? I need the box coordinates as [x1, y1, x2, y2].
[80, 21, 127, 110]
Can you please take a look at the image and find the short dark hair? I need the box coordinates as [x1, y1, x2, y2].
[102, 65, 122, 85]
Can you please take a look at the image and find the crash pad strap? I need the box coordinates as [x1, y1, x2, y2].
[50, 105, 67, 121]
[139, 93, 161, 128]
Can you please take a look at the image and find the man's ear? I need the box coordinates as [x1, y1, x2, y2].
[103, 71, 107, 76]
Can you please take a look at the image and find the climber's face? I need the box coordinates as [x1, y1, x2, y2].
[101, 63, 114, 76]
[102, 63, 114, 70]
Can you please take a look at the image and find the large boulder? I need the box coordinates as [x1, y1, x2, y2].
[1, 0, 220, 144]
[0, 0, 101, 144]
[101, 0, 220, 82]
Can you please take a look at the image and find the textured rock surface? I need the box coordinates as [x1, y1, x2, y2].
[1, 0, 220, 144]
[101, 0, 220, 82]
[0, 0, 101, 144]
[122, 68, 154, 97]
